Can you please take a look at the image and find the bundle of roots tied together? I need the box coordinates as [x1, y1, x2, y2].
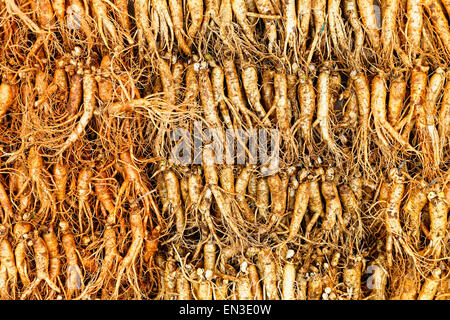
[0, 0, 448, 300]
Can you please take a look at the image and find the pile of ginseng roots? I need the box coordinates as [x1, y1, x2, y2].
[0, 0, 449, 300]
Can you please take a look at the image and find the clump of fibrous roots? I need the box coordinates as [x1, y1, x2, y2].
[0, 0, 448, 301]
